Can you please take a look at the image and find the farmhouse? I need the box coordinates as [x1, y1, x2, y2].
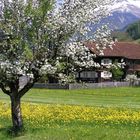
[76, 42, 140, 83]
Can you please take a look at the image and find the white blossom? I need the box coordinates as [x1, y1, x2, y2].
[125, 74, 138, 81]
[0, 0, 116, 85]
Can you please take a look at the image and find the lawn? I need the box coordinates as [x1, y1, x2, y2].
[0, 87, 140, 140]
[1, 87, 140, 108]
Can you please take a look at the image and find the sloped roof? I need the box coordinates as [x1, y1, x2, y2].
[85, 42, 140, 60]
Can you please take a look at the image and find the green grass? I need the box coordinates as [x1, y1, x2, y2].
[0, 87, 140, 140]
[1, 120, 140, 140]
[1, 87, 140, 108]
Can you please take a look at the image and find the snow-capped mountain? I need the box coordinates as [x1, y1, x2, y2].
[106, 0, 140, 30]
[110, 0, 140, 17]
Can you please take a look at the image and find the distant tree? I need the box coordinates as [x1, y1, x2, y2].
[111, 67, 124, 81]
[111, 61, 125, 81]
[126, 21, 140, 40]
[0, 0, 115, 132]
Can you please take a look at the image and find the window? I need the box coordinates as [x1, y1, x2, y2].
[90, 71, 98, 78]
[101, 59, 112, 65]
[80, 71, 97, 78]
[80, 71, 88, 78]
[101, 71, 112, 79]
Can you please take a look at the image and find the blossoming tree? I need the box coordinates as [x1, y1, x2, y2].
[0, 0, 115, 131]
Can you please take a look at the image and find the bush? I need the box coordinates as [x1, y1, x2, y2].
[111, 67, 124, 81]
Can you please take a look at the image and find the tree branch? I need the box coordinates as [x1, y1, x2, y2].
[18, 81, 34, 98]
[0, 83, 11, 96]
[18, 69, 40, 98]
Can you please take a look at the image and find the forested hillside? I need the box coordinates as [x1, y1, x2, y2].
[112, 21, 140, 43]
[126, 21, 140, 40]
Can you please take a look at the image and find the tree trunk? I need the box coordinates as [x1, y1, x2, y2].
[10, 96, 23, 130]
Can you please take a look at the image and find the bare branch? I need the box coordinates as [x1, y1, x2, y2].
[18, 82, 34, 98]
[18, 70, 40, 98]
[0, 83, 11, 96]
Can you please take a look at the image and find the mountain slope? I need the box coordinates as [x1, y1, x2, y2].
[102, 11, 139, 30]
[105, 0, 140, 30]
[110, 0, 140, 17]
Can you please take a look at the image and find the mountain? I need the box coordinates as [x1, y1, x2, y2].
[105, 0, 140, 30]
[110, 0, 140, 17]
[102, 12, 139, 30]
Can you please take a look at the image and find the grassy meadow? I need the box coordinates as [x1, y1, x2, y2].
[0, 87, 140, 140]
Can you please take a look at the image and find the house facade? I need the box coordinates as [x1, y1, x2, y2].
[76, 42, 140, 83]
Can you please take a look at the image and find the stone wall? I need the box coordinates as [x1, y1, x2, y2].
[33, 83, 69, 89]
[68, 82, 130, 89]
[33, 82, 132, 89]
